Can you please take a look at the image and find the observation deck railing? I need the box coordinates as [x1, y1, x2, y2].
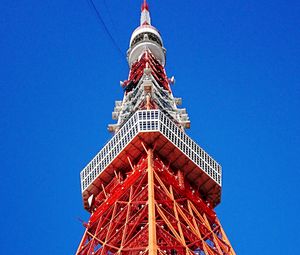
[80, 110, 221, 192]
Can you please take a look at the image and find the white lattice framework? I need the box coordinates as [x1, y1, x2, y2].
[81, 110, 221, 193]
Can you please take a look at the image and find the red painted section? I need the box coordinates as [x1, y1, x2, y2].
[89, 156, 148, 225]
[141, 0, 149, 11]
[76, 153, 233, 254]
[123, 50, 170, 93]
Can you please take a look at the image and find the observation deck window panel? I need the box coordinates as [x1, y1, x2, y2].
[218, 164, 221, 174]
[183, 144, 187, 154]
[204, 164, 207, 172]
[197, 148, 201, 158]
[217, 165, 220, 174]
[111, 139, 115, 148]
[141, 121, 146, 131]
[182, 134, 186, 145]
[110, 148, 115, 159]
[195, 146, 200, 157]
[207, 164, 210, 174]
[187, 147, 192, 158]
[183, 135, 187, 146]
[124, 134, 128, 144]
[140, 122, 144, 131]
[180, 139, 184, 152]
[210, 158, 213, 167]
[119, 129, 124, 138]
[199, 158, 203, 168]
[152, 120, 156, 130]
[178, 140, 182, 150]
[170, 133, 174, 141]
[204, 164, 208, 175]
[202, 152, 205, 161]
[130, 33, 144, 48]
[95, 166, 101, 177]
[151, 121, 155, 130]
[185, 145, 189, 155]
[148, 33, 162, 46]
[151, 111, 156, 119]
[203, 151, 207, 161]
[192, 142, 197, 154]
[167, 127, 171, 138]
[148, 121, 152, 130]
[179, 131, 183, 140]
[173, 134, 178, 145]
[193, 152, 197, 163]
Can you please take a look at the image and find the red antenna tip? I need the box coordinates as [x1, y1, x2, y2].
[141, 0, 149, 11]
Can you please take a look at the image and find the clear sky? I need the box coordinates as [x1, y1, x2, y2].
[0, 0, 299, 254]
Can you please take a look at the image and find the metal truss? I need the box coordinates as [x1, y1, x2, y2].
[76, 149, 235, 255]
[111, 50, 190, 131]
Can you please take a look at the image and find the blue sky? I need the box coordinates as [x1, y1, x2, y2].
[0, 0, 299, 254]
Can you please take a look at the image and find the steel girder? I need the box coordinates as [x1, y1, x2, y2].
[76, 150, 235, 255]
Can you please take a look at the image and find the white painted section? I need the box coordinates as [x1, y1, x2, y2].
[81, 110, 222, 193]
[140, 10, 151, 25]
[127, 42, 166, 67]
[129, 26, 162, 46]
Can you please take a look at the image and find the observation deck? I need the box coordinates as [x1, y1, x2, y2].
[80, 110, 222, 209]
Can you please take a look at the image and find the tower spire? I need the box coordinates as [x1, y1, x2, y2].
[140, 0, 151, 25]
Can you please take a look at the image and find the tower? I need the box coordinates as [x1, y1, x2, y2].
[76, 1, 235, 254]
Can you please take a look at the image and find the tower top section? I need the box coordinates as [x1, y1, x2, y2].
[141, 0, 149, 11]
[140, 0, 150, 25]
[127, 0, 166, 67]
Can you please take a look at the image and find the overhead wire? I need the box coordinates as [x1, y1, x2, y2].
[86, 0, 126, 60]
[103, 0, 117, 32]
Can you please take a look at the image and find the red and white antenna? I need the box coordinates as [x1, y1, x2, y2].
[140, 0, 151, 25]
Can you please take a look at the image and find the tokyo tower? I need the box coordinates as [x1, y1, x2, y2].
[76, 1, 235, 254]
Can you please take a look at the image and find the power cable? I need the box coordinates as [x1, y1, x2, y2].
[86, 0, 126, 60]
[103, 0, 117, 32]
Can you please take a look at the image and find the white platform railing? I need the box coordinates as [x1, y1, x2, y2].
[80, 110, 221, 192]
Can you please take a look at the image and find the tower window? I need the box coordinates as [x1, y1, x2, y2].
[131, 32, 162, 48]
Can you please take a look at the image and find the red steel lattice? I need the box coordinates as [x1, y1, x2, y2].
[76, 151, 235, 255]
